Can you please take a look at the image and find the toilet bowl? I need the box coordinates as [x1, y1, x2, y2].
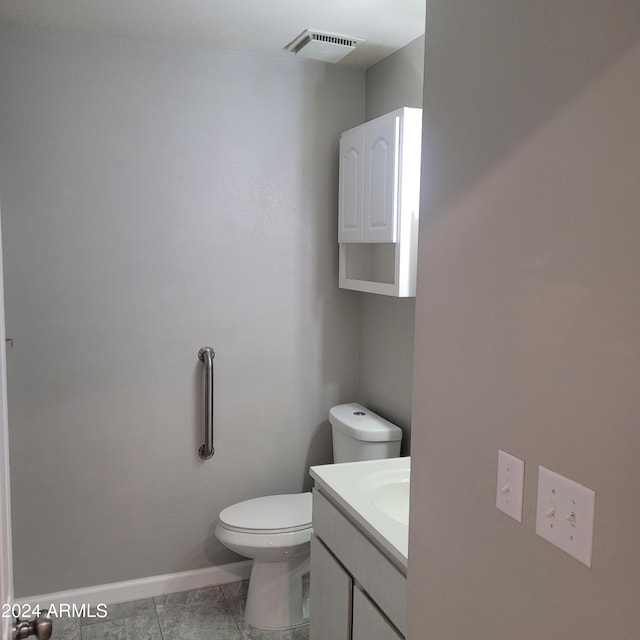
[215, 403, 402, 631]
[215, 492, 312, 630]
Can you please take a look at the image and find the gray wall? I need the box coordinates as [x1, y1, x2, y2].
[0, 22, 365, 597]
[357, 36, 424, 448]
[408, 1, 640, 638]
[365, 36, 424, 122]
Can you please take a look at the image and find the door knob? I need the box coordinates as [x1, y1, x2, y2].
[11, 615, 52, 640]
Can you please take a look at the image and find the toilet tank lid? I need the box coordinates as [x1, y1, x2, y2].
[329, 403, 402, 442]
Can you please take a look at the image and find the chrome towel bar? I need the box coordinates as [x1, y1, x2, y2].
[198, 346, 215, 460]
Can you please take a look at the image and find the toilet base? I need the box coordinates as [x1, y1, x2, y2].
[244, 555, 310, 630]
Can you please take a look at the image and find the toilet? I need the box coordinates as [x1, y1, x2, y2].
[215, 402, 402, 630]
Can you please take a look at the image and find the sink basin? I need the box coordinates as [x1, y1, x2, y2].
[372, 480, 410, 525]
[357, 467, 410, 526]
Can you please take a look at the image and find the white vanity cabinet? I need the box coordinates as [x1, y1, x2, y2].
[352, 586, 402, 640]
[337, 107, 422, 297]
[309, 490, 406, 640]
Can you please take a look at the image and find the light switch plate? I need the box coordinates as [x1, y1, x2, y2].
[535, 466, 596, 567]
[496, 450, 525, 522]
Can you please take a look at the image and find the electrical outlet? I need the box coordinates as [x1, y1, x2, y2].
[496, 450, 525, 522]
[535, 466, 596, 567]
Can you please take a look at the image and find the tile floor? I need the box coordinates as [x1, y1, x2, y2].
[49, 581, 309, 640]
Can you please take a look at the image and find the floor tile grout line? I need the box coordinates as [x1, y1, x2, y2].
[152, 598, 165, 640]
[216, 583, 242, 638]
[219, 586, 246, 640]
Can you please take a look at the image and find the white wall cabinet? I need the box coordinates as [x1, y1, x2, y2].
[338, 107, 422, 297]
[310, 490, 406, 640]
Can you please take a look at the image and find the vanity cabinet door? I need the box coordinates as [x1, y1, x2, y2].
[310, 534, 352, 640]
[352, 586, 403, 640]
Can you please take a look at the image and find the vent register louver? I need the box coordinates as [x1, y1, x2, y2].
[284, 29, 363, 63]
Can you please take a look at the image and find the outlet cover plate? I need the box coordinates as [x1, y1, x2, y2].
[535, 466, 596, 567]
[496, 450, 525, 522]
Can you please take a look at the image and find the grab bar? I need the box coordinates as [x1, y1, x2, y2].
[198, 346, 215, 460]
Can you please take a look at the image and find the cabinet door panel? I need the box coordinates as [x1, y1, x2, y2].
[353, 587, 403, 640]
[310, 535, 353, 640]
[363, 115, 399, 243]
[338, 128, 364, 242]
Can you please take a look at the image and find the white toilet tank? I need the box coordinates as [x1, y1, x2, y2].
[329, 403, 402, 463]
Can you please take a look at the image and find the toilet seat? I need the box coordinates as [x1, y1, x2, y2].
[218, 492, 312, 535]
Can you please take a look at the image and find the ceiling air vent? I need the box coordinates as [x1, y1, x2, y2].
[285, 29, 363, 63]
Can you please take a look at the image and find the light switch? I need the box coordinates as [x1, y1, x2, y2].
[496, 450, 525, 522]
[535, 466, 596, 567]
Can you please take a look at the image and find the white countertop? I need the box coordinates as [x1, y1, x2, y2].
[310, 457, 410, 571]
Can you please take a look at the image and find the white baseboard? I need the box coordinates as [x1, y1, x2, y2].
[16, 560, 253, 608]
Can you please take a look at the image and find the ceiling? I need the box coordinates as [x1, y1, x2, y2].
[0, 0, 426, 68]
